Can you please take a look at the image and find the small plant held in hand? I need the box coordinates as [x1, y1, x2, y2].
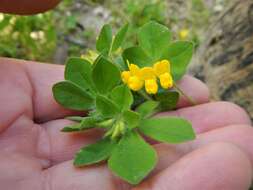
[52, 21, 196, 185]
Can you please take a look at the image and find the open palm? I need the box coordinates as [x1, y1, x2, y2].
[0, 57, 252, 190]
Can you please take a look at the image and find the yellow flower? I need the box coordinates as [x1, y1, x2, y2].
[159, 73, 173, 89]
[121, 59, 173, 94]
[140, 67, 157, 93]
[153, 59, 170, 76]
[128, 76, 143, 91]
[145, 79, 158, 94]
[153, 59, 173, 89]
[121, 71, 131, 84]
[121, 63, 143, 91]
[179, 29, 189, 40]
[129, 64, 141, 77]
[140, 67, 156, 80]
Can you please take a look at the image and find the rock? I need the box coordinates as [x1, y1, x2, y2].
[189, 0, 253, 120]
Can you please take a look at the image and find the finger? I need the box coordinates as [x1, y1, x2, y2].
[22, 59, 86, 122]
[37, 119, 104, 165]
[38, 101, 250, 164]
[0, 58, 84, 123]
[194, 124, 253, 163]
[34, 129, 253, 190]
[154, 124, 253, 174]
[0, 152, 51, 190]
[158, 101, 251, 133]
[135, 142, 252, 190]
[34, 143, 252, 190]
[40, 161, 129, 190]
[19, 160, 129, 190]
[0, 152, 42, 181]
[2, 159, 125, 190]
[176, 75, 209, 108]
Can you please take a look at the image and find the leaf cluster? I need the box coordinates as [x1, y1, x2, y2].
[52, 21, 195, 185]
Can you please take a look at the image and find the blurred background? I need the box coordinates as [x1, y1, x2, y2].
[0, 0, 252, 121]
[0, 0, 228, 63]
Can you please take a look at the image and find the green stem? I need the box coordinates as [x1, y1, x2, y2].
[137, 90, 153, 101]
[111, 122, 121, 139]
[65, 116, 84, 122]
[173, 83, 196, 106]
[96, 119, 114, 128]
[104, 119, 125, 140]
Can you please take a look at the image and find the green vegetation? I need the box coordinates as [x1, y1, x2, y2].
[0, 13, 56, 61]
[53, 21, 196, 184]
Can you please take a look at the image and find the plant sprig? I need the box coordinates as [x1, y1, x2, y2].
[52, 21, 196, 185]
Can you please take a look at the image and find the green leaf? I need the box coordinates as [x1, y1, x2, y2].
[114, 56, 127, 71]
[155, 91, 179, 111]
[92, 56, 121, 94]
[62, 117, 97, 132]
[53, 81, 94, 111]
[65, 116, 83, 122]
[62, 117, 110, 132]
[112, 23, 129, 51]
[61, 124, 81, 132]
[163, 41, 194, 81]
[96, 24, 113, 53]
[95, 119, 114, 128]
[110, 85, 133, 111]
[74, 138, 116, 166]
[96, 95, 119, 118]
[0, 16, 11, 30]
[108, 131, 157, 185]
[64, 57, 95, 93]
[138, 21, 171, 60]
[122, 46, 151, 67]
[79, 116, 102, 129]
[139, 117, 196, 143]
[123, 110, 140, 129]
[136, 101, 160, 118]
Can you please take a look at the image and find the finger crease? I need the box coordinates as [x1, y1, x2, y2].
[41, 169, 53, 190]
[37, 125, 53, 168]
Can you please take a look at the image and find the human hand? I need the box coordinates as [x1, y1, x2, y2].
[0, 57, 252, 190]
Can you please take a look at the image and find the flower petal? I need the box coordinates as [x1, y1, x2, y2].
[145, 79, 158, 94]
[140, 67, 156, 80]
[128, 76, 144, 91]
[159, 72, 173, 89]
[153, 60, 170, 76]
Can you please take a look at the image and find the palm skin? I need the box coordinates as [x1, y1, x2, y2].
[0, 57, 252, 190]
